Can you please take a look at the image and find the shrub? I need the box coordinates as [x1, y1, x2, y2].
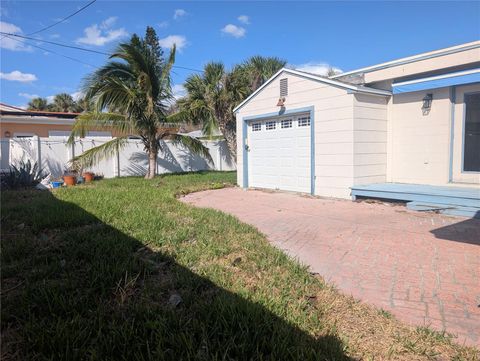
[1, 160, 45, 189]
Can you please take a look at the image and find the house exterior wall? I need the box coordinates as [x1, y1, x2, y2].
[353, 94, 388, 185]
[389, 87, 452, 185]
[388, 83, 480, 186]
[236, 72, 357, 199]
[0, 122, 74, 137]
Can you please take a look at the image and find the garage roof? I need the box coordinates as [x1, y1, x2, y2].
[233, 68, 391, 113]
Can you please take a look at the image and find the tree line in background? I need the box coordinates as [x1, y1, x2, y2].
[27, 93, 92, 113]
[40, 26, 289, 177]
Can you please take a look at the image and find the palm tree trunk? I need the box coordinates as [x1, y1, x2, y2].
[146, 148, 157, 179]
[217, 117, 237, 161]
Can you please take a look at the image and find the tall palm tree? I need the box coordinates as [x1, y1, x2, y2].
[27, 97, 48, 111]
[243, 56, 287, 91]
[52, 93, 77, 112]
[173, 56, 286, 160]
[172, 62, 249, 159]
[68, 38, 211, 179]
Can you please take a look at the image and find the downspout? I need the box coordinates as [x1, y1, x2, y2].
[448, 86, 456, 183]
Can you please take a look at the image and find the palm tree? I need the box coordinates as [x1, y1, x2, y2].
[242, 56, 287, 91]
[172, 62, 249, 159]
[27, 97, 48, 111]
[68, 36, 211, 179]
[173, 56, 286, 159]
[51, 93, 77, 112]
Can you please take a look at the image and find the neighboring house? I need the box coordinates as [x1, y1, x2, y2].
[234, 41, 479, 216]
[0, 104, 111, 138]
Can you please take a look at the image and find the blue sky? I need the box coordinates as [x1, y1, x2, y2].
[1, 1, 479, 108]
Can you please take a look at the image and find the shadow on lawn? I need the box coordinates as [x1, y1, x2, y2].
[1, 190, 351, 360]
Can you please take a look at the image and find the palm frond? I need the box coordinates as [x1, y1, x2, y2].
[68, 112, 132, 144]
[169, 134, 213, 165]
[70, 136, 129, 170]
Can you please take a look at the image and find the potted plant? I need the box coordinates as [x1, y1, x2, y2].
[63, 166, 78, 186]
[51, 177, 64, 188]
[82, 171, 95, 183]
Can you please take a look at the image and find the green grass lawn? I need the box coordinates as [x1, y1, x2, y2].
[1, 172, 478, 360]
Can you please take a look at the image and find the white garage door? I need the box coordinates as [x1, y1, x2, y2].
[247, 113, 311, 193]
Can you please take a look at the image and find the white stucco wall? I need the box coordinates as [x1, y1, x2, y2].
[387, 83, 480, 186]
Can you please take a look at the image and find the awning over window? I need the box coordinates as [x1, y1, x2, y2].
[393, 69, 480, 94]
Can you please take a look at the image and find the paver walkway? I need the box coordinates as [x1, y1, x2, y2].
[181, 187, 480, 347]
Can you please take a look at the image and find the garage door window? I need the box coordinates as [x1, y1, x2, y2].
[266, 121, 276, 130]
[298, 116, 310, 127]
[281, 119, 292, 128]
[252, 123, 261, 131]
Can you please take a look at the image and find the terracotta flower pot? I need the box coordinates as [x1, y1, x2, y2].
[83, 172, 95, 182]
[63, 175, 77, 186]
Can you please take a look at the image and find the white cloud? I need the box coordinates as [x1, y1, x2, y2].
[294, 62, 342, 76]
[158, 21, 169, 28]
[45, 91, 84, 104]
[0, 70, 37, 82]
[237, 15, 250, 24]
[221, 24, 246, 38]
[71, 91, 84, 101]
[172, 84, 186, 100]
[76, 17, 128, 46]
[158, 35, 187, 52]
[173, 9, 187, 20]
[19, 92, 40, 99]
[49, 33, 60, 39]
[0, 21, 32, 51]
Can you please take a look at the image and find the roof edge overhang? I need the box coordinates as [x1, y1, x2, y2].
[233, 68, 391, 113]
[330, 40, 480, 80]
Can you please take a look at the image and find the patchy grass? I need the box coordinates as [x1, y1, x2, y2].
[1, 171, 478, 360]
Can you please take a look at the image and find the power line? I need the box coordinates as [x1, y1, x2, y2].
[0, 31, 204, 73]
[5, 35, 98, 69]
[27, 0, 97, 36]
[1, 32, 109, 55]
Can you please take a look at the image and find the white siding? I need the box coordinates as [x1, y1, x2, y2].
[353, 94, 388, 185]
[236, 71, 356, 199]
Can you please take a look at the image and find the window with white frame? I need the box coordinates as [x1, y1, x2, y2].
[252, 122, 261, 132]
[298, 116, 311, 127]
[281, 119, 292, 128]
[265, 121, 276, 130]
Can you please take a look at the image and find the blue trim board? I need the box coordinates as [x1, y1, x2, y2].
[241, 106, 315, 195]
[393, 74, 480, 94]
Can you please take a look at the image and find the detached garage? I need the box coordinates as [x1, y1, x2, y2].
[234, 68, 391, 199]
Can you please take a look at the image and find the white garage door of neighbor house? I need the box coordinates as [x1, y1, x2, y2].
[247, 113, 311, 193]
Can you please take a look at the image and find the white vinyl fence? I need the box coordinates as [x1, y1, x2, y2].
[0, 136, 235, 178]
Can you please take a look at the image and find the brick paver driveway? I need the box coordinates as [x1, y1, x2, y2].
[182, 188, 480, 346]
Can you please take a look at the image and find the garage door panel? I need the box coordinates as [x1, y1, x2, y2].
[248, 113, 311, 193]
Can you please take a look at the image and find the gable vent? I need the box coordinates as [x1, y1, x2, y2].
[280, 78, 288, 97]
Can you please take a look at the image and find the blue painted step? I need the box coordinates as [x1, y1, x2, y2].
[406, 201, 480, 219]
[351, 183, 480, 208]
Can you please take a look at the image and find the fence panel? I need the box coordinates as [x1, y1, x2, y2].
[0, 137, 235, 177]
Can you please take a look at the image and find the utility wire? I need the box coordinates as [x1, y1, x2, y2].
[5, 35, 98, 69]
[1, 32, 109, 55]
[27, 0, 97, 36]
[0, 31, 204, 73]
